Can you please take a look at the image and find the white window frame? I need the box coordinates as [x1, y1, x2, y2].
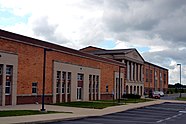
[57, 71, 61, 79]
[62, 83, 65, 94]
[68, 72, 71, 80]
[106, 84, 109, 93]
[77, 74, 83, 81]
[5, 81, 11, 95]
[67, 83, 70, 94]
[6, 66, 12, 75]
[56, 82, 60, 94]
[32, 82, 37, 94]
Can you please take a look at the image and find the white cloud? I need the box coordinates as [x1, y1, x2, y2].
[0, 0, 186, 84]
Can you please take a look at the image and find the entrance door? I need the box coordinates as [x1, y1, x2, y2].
[77, 87, 82, 100]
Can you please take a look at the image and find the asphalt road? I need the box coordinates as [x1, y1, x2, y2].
[161, 93, 186, 100]
[47, 102, 186, 124]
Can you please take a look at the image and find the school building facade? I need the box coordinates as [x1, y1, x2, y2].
[0, 29, 168, 106]
[80, 46, 169, 96]
[0, 29, 125, 106]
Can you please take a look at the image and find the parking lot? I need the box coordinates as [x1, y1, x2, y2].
[48, 102, 186, 124]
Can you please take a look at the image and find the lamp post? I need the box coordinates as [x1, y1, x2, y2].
[41, 48, 52, 112]
[177, 64, 181, 98]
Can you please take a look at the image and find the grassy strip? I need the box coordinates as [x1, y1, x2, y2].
[55, 101, 119, 109]
[97, 98, 152, 103]
[55, 98, 153, 109]
[0, 110, 70, 117]
[176, 97, 186, 101]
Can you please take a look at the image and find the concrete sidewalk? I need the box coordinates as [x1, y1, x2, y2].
[0, 100, 186, 124]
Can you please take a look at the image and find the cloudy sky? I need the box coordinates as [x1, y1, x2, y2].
[0, 0, 185, 84]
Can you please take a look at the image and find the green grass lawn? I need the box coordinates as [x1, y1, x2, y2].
[97, 98, 152, 104]
[176, 97, 186, 101]
[0, 110, 69, 117]
[55, 101, 119, 109]
[54, 98, 153, 109]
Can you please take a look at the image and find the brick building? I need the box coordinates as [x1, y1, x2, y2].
[0, 29, 125, 106]
[0, 29, 168, 106]
[144, 62, 168, 95]
[80, 46, 168, 96]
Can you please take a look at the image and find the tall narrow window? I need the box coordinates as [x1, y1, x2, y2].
[62, 71, 66, 80]
[106, 84, 109, 93]
[96, 75, 99, 93]
[146, 69, 148, 82]
[67, 83, 70, 94]
[62, 83, 65, 94]
[57, 71, 61, 79]
[68, 72, 71, 80]
[93, 75, 95, 93]
[0, 66, 2, 75]
[89, 75, 92, 93]
[5, 81, 11, 95]
[32, 82, 37, 94]
[164, 73, 166, 84]
[56, 82, 60, 94]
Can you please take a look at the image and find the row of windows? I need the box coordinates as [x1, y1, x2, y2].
[57, 71, 71, 80]
[145, 69, 167, 83]
[89, 75, 99, 94]
[56, 82, 71, 94]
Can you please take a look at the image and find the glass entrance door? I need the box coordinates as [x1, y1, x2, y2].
[77, 87, 82, 100]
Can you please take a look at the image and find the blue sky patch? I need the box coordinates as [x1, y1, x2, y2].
[0, 9, 30, 26]
[99, 40, 116, 49]
[137, 47, 150, 53]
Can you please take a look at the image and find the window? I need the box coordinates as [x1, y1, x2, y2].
[5, 81, 11, 95]
[164, 74, 166, 84]
[56, 82, 60, 94]
[106, 84, 109, 93]
[155, 71, 157, 77]
[96, 83, 98, 93]
[89, 75, 92, 93]
[57, 71, 61, 79]
[62, 71, 66, 80]
[67, 83, 70, 94]
[32, 82, 37, 94]
[62, 83, 65, 94]
[77, 74, 83, 81]
[0, 66, 2, 75]
[68, 72, 71, 80]
[96, 76, 99, 93]
[89, 83, 91, 93]
[146, 69, 148, 82]
[6, 66, 12, 75]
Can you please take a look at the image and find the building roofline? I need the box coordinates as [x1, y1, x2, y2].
[0, 29, 125, 67]
[145, 61, 168, 71]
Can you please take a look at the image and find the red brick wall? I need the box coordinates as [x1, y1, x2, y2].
[0, 38, 125, 103]
[144, 63, 168, 93]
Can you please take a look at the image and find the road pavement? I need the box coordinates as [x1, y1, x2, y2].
[47, 102, 186, 124]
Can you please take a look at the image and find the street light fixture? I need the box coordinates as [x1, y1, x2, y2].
[177, 64, 181, 98]
[41, 48, 52, 112]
